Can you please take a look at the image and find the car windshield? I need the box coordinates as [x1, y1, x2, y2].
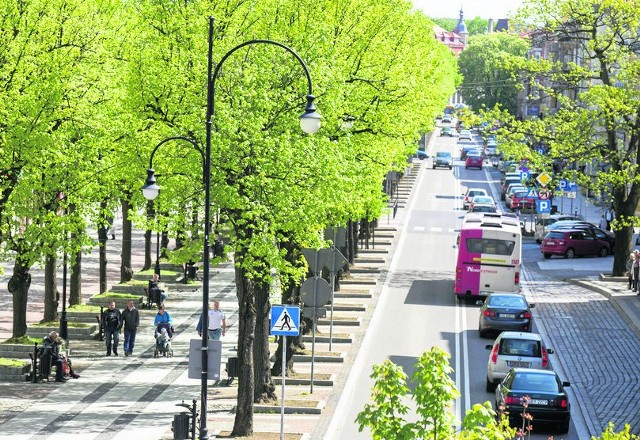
[499, 339, 541, 357]
[488, 295, 526, 308]
[511, 373, 560, 393]
[473, 196, 493, 204]
[471, 205, 496, 213]
[513, 191, 528, 198]
[468, 152, 481, 158]
[436, 152, 451, 158]
[545, 231, 566, 239]
[468, 190, 487, 197]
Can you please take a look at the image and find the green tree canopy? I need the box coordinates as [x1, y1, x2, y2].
[457, 32, 530, 114]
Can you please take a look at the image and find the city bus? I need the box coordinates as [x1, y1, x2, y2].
[454, 213, 522, 298]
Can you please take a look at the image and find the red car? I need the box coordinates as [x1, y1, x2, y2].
[509, 191, 536, 211]
[465, 152, 483, 169]
[540, 229, 610, 259]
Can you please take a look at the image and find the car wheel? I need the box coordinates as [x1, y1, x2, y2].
[432, 165, 436, 169]
[486, 377, 496, 392]
[565, 248, 576, 259]
[536, 239, 542, 244]
[543, 253, 552, 259]
[599, 247, 608, 257]
[449, 165, 452, 169]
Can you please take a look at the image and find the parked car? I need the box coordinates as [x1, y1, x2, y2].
[465, 152, 483, 169]
[463, 188, 488, 209]
[508, 190, 536, 211]
[459, 129, 473, 141]
[441, 127, 454, 137]
[485, 332, 554, 391]
[550, 221, 615, 251]
[416, 149, 428, 160]
[504, 184, 527, 205]
[540, 229, 610, 259]
[433, 151, 453, 169]
[478, 293, 534, 337]
[495, 369, 571, 433]
[501, 177, 524, 200]
[442, 114, 452, 124]
[498, 160, 517, 173]
[534, 214, 584, 243]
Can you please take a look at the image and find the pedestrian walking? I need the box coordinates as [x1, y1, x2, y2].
[121, 300, 140, 356]
[196, 301, 226, 340]
[633, 250, 640, 293]
[627, 253, 635, 290]
[154, 303, 173, 327]
[605, 204, 615, 231]
[599, 214, 608, 232]
[102, 301, 123, 356]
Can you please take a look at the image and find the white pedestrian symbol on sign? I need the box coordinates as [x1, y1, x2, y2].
[274, 308, 297, 333]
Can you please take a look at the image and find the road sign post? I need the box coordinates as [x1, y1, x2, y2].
[271, 305, 300, 440]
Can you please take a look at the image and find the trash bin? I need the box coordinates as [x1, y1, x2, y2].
[173, 413, 190, 440]
[228, 357, 239, 378]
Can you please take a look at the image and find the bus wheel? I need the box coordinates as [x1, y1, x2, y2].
[543, 253, 552, 259]
[565, 248, 576, 259]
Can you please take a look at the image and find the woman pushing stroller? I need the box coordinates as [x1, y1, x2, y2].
[154, 304, 174, 357]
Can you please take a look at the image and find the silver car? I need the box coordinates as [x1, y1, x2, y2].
[485, 331, 554, 391]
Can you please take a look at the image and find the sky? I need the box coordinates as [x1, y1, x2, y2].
[412, 0, 525, 20]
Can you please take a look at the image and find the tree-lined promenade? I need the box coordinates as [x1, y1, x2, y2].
[0, 0, 456, 435]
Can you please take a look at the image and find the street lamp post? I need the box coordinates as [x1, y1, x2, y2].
[141, 17, 320, 440]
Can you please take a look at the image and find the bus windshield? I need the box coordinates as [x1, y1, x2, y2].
[465, 238, 515, 256]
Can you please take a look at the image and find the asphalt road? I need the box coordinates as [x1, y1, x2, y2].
[324, 127, 581, 439]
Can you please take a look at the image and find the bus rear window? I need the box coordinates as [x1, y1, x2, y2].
[465, 238, 515, 255]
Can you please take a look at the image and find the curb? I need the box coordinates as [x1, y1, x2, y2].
[567, 278, 640, 340]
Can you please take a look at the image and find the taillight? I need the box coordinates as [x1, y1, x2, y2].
[558, 240, 565, 245]
[456, 267, 462, 280]
[520, 311, 531, 319]
[542, 347, 549, 368]
[515, 272, 520, 284]
[483, 309, 496, 317]
[556, 397, 568, 408]
[490, 343, 499, 364]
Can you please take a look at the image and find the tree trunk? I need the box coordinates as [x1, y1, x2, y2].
[612, 182, 640, 276]
[161, 231, 169, 258]
[70, 249, 82, 306]
[254, 280, 276, 403]
[43, 255, 59, 322]
[120, 199, 133, 282]
[231, 263, 256, 437]
[8, 259, 31, 338]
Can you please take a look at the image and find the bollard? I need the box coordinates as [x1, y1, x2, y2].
[31, 342, 39, 383]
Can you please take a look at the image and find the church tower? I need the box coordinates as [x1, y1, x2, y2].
[454, 5, 468, 44]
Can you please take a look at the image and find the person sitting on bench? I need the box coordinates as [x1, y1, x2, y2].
[43, 331, 80, 382]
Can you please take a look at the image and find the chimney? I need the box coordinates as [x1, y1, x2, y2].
[488, 18, 494, 33]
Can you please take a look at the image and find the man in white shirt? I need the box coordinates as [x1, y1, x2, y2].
[197, 301, 226, 340]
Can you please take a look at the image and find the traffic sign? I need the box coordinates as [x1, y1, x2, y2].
[536, 199, 551, 213]
[300, 276, 332, 306]
[527, 188, 539, 199]
[536, 172, 552, 187]
[538, 188, 551, 200]
[520, 171, 530, 180]
[270, 305, 300, 336]
[567, 191, 577, 199]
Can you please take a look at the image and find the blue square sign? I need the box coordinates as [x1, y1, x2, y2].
[536, 199, 551, 213]
[270, 305, 300, 336]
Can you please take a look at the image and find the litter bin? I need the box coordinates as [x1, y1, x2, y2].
[228, 357, 239, 378]
[173, 412, 190, 440]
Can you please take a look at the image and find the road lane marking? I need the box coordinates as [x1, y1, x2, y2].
[414, 226, 425, 231]
[431, 227, 442, 232]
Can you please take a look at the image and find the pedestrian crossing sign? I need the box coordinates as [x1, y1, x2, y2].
[270, 305, 300, 336]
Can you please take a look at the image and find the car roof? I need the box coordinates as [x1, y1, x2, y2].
[510, 368, 557, 376]
[497, 331, 542, 341]
[487, 292, 525, 299]
[466, 188, 487, 193]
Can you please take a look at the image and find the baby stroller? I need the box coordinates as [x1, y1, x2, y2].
[154, 322, 174, 358]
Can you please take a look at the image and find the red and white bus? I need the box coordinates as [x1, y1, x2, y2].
[454, 213, 522, 298]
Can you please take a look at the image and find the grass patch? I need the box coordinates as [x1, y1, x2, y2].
[119, 279, 147, 286]
[3, 336, 41, 345]
[94, 292, 141, 299]
[31, 321, 92, 328]
[137, 269, 180, 277]
[67, 304, 101, 313]
[0, 358, 29, 368]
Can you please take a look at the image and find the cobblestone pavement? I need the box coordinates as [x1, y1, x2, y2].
[523, 268, 640, 435]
